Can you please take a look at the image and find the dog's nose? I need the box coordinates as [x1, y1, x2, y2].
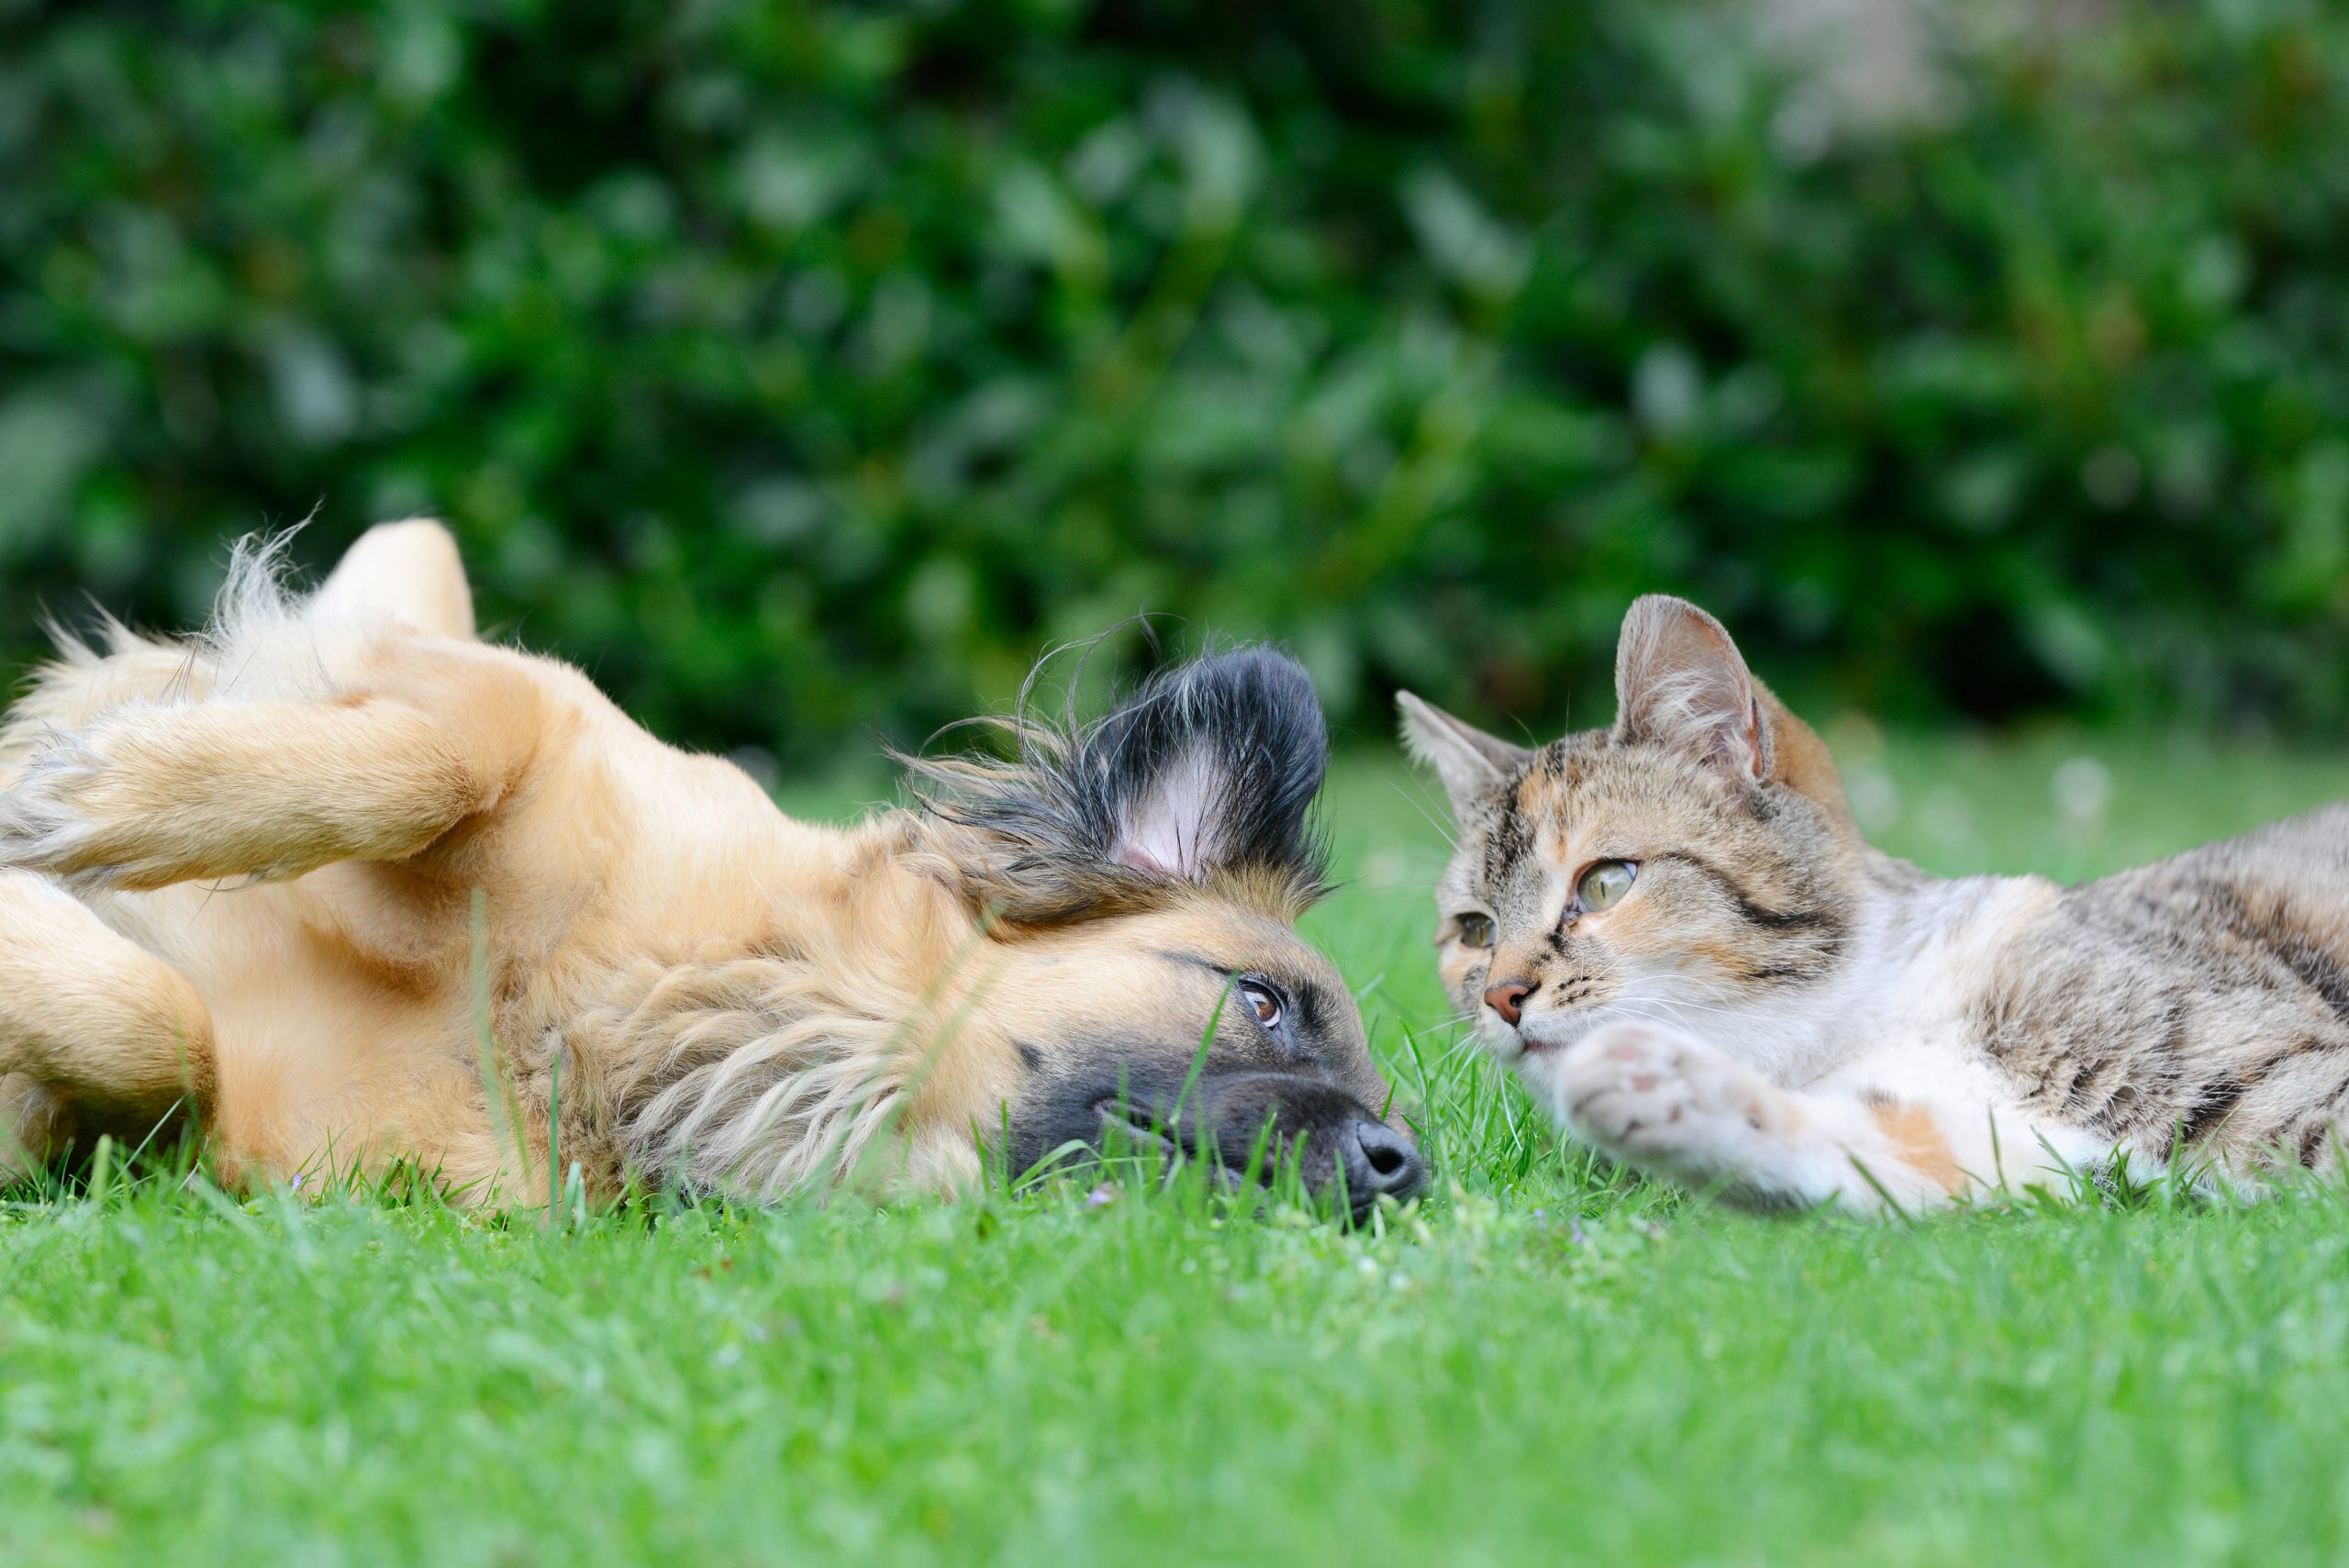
[1483, 977, 1535, 1026]
[1344, 1117, 1428, 1208]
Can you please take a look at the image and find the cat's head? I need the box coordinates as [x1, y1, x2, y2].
[1398, 595, 1876, 1070]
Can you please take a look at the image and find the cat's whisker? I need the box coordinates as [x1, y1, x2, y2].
[1603, 1001, 1698, 1037]
[1611, 988, 1745, 1030]
[1642, 999, 1739, 1031]
[1386, 777, 1459, 851]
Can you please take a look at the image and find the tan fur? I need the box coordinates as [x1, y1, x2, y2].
[0, 871, 213, 1119]
[0, 525, 1398, 1206]
[1865, 1098, 1965, 1196]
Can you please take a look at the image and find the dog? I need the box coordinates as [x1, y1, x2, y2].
[0, 522, 1425, 1218]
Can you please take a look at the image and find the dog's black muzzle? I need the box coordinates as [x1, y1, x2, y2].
[1013, 1066, 1428, 1222]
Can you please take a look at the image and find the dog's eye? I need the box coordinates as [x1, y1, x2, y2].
[1237, 980, 1283, 1029]
[1455, 913, 1495, 949]
[1577, 861, 1636, 912]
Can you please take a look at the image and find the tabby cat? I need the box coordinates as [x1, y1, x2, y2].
[1401, 595, 2349, 1212]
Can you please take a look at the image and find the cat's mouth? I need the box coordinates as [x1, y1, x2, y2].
[1490, 1006, 1609, 1061]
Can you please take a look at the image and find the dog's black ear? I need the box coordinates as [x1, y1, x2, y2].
[906, 644, 1332, 923]
[1087, 646, 1328, 884]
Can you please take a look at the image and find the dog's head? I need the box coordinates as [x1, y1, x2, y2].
[905, 645, 1426, 1220]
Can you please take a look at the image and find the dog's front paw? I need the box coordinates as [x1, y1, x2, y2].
[0, 734, 120, 887]
[1553, 1021, 1784, 1182]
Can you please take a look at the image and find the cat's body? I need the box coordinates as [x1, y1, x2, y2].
[1403, 596, 2349, 1212]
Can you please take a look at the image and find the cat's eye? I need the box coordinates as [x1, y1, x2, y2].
[1237, 979, 1283, 1029]
[1576, 861, 1637, 912]
[1455, 913, 1495, 949]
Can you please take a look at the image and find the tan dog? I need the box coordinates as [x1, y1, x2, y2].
[0, 523, 1424, 1216]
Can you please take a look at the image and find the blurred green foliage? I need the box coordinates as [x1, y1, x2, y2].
[3, 0, 2346, 760]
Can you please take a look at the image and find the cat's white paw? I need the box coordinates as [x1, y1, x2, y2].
[1552, 1020, 1782, 1180]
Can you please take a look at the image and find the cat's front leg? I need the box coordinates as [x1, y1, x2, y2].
[1546, 1020, 1974, 1214]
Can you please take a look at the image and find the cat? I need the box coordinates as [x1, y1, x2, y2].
[1399, 594, 2349, 1213]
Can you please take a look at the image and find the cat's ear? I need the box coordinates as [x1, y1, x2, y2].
[1612, 595, 1772, 783]
[1397, 692, 1529, 816]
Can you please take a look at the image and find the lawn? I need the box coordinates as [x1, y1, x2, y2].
[6, 728, 2348, 1567]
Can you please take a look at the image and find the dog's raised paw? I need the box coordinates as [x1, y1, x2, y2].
[0, 735, 124, 888]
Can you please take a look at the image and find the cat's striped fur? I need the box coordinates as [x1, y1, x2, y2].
[1402, 595, 2349, 1213]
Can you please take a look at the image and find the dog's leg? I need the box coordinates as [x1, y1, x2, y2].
[0, 870, 216, 1150]
[0, 1073, 73, 1180]
[0, 648, 539, 892]
[1550, 1019, 2081, 1215]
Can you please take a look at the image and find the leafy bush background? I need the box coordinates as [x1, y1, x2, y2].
[3, 0, 2345, 762]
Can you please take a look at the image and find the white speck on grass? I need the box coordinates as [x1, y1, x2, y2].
[2053, 756, 2112, 825]
[1848, 766, 1901, 833]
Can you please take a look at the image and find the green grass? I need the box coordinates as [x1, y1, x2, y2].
[8, 728, 2349, 1566]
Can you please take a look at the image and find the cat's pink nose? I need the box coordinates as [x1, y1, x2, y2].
[1483, 978, 1535, 1027]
